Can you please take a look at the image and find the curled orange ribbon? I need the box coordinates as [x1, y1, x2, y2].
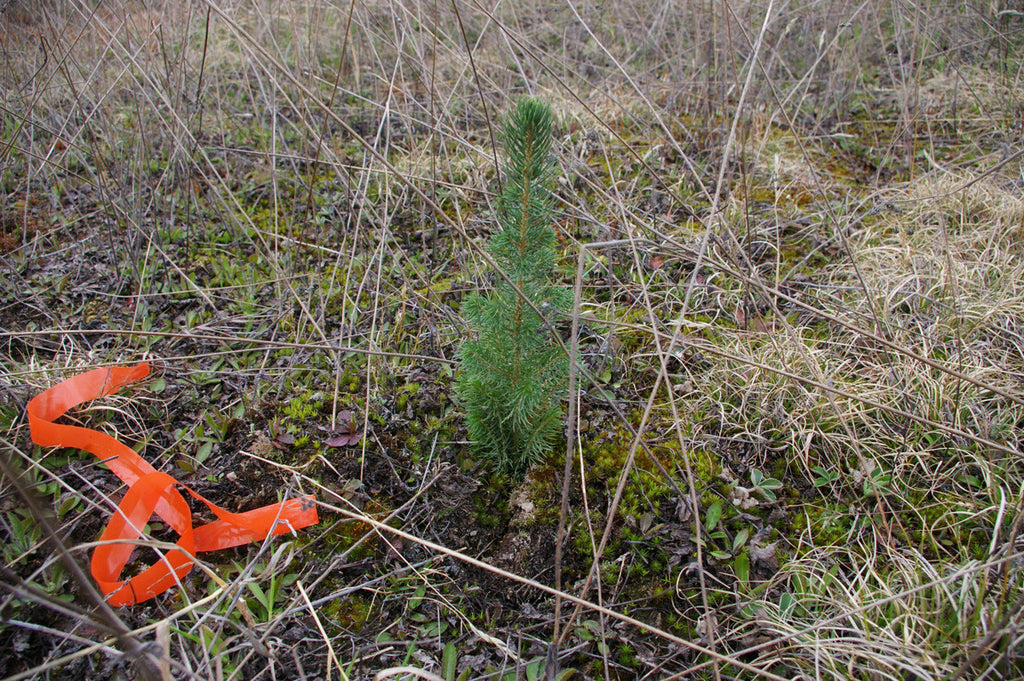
[27, 362, 319, 606]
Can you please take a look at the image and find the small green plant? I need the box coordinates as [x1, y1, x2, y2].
[174, 403, 244, 474]
[811, 465, 840, 488]
[862, 466, 893, 497]
[456, 99, 570, 477]
[2, 509, 42, 565]
[243, 569, 297, 622]
[703, 498, 753, 584]
[749, 469, 783, 502]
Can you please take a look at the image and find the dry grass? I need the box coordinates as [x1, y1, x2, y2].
[2, 0, 1023, 679]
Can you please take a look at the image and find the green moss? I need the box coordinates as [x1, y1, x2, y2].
[320, 594, 374, 632]
[686, 447, 720, 485]
[572, 514, 602, 555]
[395, 382, 420, 411]
[283, 392, 324, 421]
[771, 457, 788, 482]
[340, 365, 361, 393]
[616, 642, 638, 668]
[898, 489, 995, 561]
[473, 475, 511, 529]
[792, 502, 854, 548]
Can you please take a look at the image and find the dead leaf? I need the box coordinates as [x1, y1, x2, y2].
[750, 314, 775, 332]
[734, 303, 746, 327]
[675, 495, 693, 523]
[749, 541, 779, 570]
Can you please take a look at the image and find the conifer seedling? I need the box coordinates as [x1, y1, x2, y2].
[456, 98, 570, 477]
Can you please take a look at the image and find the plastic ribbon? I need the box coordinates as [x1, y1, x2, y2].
[27, 362, 319, 606]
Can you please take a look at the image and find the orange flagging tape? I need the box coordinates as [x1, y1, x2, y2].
[27, 362, 319, 606]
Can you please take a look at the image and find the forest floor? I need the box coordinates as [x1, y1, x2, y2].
[2, 1, 1024, 680]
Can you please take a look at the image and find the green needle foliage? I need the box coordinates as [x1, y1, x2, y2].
[456, 98, 571, 478]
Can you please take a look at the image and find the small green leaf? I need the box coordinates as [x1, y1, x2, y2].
[792, 573, 807, 594]
[812, 465, 838, 487]
[732, 527, 750, 553]
[863, 468, 892, 497]
[779, 592, 795, 620]
[56, 495, 81, 518]
[705, 500, 723, 531]
[734, 551, 750, 586]
[442, 642, 458, 681]
[246, 582, 268, 607]
[409, 584, 426, 611]
[196, 441, 213, 463]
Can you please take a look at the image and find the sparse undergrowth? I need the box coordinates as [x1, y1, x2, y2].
[1, 1, 1023, 680]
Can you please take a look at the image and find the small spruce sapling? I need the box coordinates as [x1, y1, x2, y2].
[456, 99, 570, 477]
